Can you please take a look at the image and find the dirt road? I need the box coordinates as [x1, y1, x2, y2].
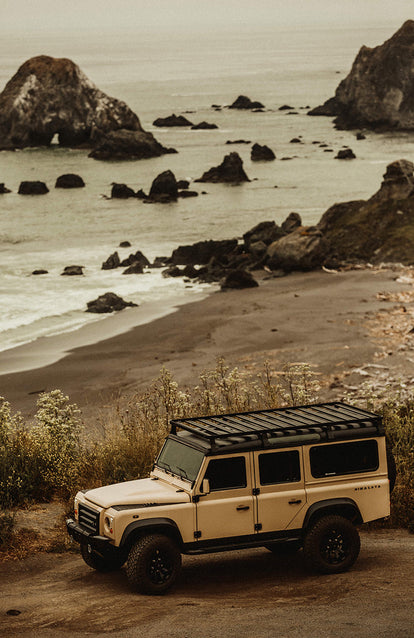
[1, 530, 413, 638]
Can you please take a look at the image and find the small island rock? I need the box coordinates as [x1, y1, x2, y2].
[251, 143, 276, 161]
[86, 292, 138, 313]
[195, 152, 249, 183]
[18, 181, 49, 195]
[229, 95, 265, 110]
[148, 170, 178, 202]
[153, 114, 193, 127]
[55, 174, 85, 188]
[61, 265, 84, 276]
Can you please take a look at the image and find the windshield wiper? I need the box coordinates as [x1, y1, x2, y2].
[177, 466, 189, 480]
[157, 461, 172, 473]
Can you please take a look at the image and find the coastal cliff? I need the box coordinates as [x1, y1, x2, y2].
[308, 20, 414, 130]
[0, 55, 170, 158]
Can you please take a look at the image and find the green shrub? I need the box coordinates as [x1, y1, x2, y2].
[0, 360, 413, 530]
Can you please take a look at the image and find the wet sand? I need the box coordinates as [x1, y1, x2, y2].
[0, 268, 411, 426]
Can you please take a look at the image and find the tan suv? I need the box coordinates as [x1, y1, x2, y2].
[67, 402, 394, 594]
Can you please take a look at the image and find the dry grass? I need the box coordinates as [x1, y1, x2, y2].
[0, 358, 413, 547]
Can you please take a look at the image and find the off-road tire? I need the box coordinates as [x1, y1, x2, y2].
[303, 515, 360, 574]
[126, 534, 182, 595]
[80, 543, 126, 572]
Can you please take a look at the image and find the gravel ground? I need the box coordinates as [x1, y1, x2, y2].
[1, 530, 413, 638]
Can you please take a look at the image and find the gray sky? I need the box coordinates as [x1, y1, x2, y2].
[2, 0, 413, 33]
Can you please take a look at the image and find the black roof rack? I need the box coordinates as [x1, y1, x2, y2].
[170, 402, 383, 450]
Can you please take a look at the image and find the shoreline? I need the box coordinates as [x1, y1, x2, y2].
[1, 267, 412, 427]
[0, 288, 212, 375]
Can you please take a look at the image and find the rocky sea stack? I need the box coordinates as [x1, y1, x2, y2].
[308, 21, 414, 130]
[0, 55, 171, 159]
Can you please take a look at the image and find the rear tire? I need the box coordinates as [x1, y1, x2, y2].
[126, 534, 181, 595]
[303, 515, 360, 574]
[80, 543, 126, 572]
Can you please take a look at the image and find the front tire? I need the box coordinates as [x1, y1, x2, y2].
[303, 515, 360, 574]
[126, 534, 182, 595]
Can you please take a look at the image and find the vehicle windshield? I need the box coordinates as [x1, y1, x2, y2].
[155, 438, 204, 483]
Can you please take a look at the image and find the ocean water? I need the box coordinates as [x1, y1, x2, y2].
[1, 21, 413, 358]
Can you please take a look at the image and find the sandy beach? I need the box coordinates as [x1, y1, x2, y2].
[1, 266, 412, 427]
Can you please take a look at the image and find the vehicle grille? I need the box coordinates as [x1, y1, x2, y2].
[78, 503, 100, 535]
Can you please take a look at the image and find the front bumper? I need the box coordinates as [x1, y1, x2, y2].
[66, 518, 110, 551]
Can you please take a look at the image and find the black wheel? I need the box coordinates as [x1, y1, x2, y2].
[303, 515, 360, 574]
[81, 543, 126, 572]
[126, 534, 182, 595]
[265, 540, 301, 555]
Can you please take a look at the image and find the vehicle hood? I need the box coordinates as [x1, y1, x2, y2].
[83, 478, 190, 509]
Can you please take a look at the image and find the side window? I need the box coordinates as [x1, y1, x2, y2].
[310, 440, 379, 478]
[259, 450, 301, 485]
[204, 457, 247, 491]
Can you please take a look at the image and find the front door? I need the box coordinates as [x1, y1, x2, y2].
[253, 448, 306, 532]
[195, 454, 255, 541]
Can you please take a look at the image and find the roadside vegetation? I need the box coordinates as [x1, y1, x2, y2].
[0, 359, 413, 551]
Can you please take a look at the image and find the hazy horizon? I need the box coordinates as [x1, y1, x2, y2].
[2, 0, 413, 35]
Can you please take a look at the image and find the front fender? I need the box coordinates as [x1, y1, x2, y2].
[120, 517, 184, 549]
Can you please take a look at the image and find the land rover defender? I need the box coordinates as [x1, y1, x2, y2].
[67, 402, 394, 594]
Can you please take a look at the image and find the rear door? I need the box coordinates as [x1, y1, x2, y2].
[253, 447, 307, 532]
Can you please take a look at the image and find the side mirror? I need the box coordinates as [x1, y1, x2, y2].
[201, 478, 210, 494]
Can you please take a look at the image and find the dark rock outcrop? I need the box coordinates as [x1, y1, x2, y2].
[122, 262, 144, 274]
[316, 159, 414, 265]
[102, 252, 120, 270]
[229, 95, 264, 110]
[226, 139, 251, 145]
[177, 180, 189, 190]
[89, 129, 176, 161]
[111, 183, 136, 199]
[195, 152, 249, 183]
[191, 121, 218, 130]
[0, 183, 11, 193]
[61, 265, 84, 276]
[55, 174, 85, 188]
[220, 269, 259, 290]
[148, 170, 178, 202]
[18, 181, 49, 195]
[266, 227, 327, 272]
[251, 143, 276, 161]
[281, 212, 302, 234]
[243, 221, 284, 248]
[119, 241, 131, 247]
[170, 239, 238, 265]
[177, 190, 199, 198]
[0, 55, 169, 156]
[335, 148, 356, 160]
[86, 292, 138, 313]
[120, 250, 150, 268]
[32, 269, 48, 275]
[153, 114, 193, 127]
[308, 21, 414, 130]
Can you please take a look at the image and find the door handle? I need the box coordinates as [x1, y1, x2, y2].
[288, 499, 302, 505]
[236, 505, 250, 511]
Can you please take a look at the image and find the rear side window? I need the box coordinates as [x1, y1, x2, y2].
[204, 457, 247, 491]
[310, 440, 379, 478]
[259, 450, 301, 485]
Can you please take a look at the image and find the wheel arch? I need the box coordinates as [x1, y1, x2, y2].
[120, 517, 184, 551]
[303, 498, 363, 530]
